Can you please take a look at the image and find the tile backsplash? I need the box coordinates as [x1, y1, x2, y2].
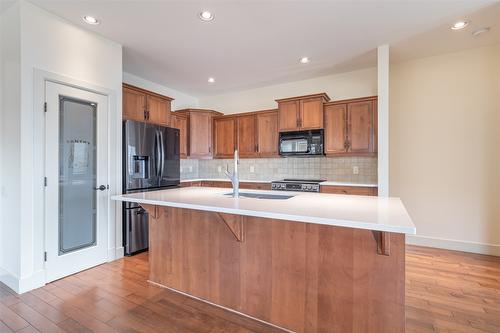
[181, 156, 377, 184]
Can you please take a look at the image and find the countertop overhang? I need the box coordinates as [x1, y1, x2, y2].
[112, 187, 415, 234]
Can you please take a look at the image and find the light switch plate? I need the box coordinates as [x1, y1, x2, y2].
[250, 166, 255, 173]
[218, 166, 222, 173]
[352, 166, 359, 175]
[189, 166, 193, 172]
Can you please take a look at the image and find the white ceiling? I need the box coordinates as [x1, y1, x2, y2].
[30, 0, 499, 96]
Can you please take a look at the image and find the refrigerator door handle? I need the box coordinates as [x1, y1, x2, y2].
[159, 129, 165, 180]
[155, 130, 161, 178]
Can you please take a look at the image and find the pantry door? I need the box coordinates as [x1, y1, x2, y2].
[45, 81, 109, 282]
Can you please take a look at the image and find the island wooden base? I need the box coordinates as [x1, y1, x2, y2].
[145, 205, 405, 333]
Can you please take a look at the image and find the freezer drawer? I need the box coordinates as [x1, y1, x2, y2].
[124, 206, 149, 255]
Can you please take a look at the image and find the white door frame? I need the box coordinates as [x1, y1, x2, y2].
[33, 69, 120, 286]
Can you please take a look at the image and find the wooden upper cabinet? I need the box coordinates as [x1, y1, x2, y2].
[175, 109, 222, 159]
[213, 117, 237, 158]
[324, 104, 347, 154]
[324, 96, 377, 156]
[278, 100, 300, 131]
[256, 110, 278, 157]
[171, 113, 188, 158]
[348, 100, 374, 153]
[300, 97, 324, 129]
[147, 94, 170, 126]
[276, 93, 330, 132]
[123, 84, 173, 126]
[123, 86, 146, 122]
[237, 115, 257, 158]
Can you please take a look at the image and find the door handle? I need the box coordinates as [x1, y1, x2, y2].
[94, 185, 107, 191]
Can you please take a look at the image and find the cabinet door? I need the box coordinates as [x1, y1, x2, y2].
[347, 101, 374, 153]
[147, 95, 170, 126]
[237, 115, 257, 158]
[171, 114, 188, 158]
[189, 112, 213, 158]
[214, 117, 237, 158]
[324, 104, 347, 155]
[256, 111, 278, 156]
[278, 100, 300, 131]
[300, 97, 324, 129]
[123, 87, 146, 122]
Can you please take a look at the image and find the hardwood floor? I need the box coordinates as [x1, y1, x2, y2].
[0, 245, 499, 333]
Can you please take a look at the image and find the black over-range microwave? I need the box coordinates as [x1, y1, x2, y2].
[279, 130, 324, 156]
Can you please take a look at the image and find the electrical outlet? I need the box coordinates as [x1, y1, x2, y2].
[189, 166, 193, 172]
[180, 166, 183, 172]
[218, 166, 222, 173]
[250, 166, 255, 173]
[352, 166, 359, 175]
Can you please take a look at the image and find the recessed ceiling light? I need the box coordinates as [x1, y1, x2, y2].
[300, 57, 310, 64]
[451, 20, 469, 30]
[199, 11, 214, 22]
[472, 27, 490, 36]
[83, 16, 100, 25]
[208, 77, 215, 83]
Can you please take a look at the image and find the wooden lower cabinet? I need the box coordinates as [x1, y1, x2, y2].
[182, 181, 375, 195]
[197, 180, 271, 190]
[320, 185, 377, 196]
[147, 206, 405, 333]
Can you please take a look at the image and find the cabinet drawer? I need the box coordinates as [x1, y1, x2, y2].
[320, 185, 377, 196]
[240, 182, 271, 190]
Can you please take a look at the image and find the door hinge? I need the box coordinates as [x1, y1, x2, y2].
[44, 102, 47, 113]
[44, 177, 47, 187]
[44, 252, 47, 262]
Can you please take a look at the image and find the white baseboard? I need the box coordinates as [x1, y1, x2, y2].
[18, 270, 45, 294]
[407, 235, 500, 256]
[107, 247, 124, 262]
[115, 246, 124, 260]
[0, 267, 20, 293]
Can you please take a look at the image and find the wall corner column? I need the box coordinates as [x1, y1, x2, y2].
[377, 45, 390, 197]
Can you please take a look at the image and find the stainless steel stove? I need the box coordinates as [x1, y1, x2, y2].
[271, 179, 325, 193]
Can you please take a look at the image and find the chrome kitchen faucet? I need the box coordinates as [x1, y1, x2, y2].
[224, 149, 240, 198]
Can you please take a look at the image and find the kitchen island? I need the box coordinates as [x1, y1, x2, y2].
[113, 187, 415, 333]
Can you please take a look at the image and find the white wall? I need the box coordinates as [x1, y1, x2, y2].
[390, 44, 500, 255]
[0, 1, 22, 289]
[198, 67, 377, 114]
[0, 0, 123, 293]
[123, 72, 198, 110]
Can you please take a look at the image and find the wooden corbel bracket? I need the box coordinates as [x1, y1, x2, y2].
[372, 230, 391, 256]
[141, 204, 158, 219]
[217, 213, 245, 242]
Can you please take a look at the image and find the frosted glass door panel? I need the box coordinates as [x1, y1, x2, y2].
[59, 97, 97, 254]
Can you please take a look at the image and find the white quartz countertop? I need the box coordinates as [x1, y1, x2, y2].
[112, 187, 415, 234]
[180, 178, 378, 187]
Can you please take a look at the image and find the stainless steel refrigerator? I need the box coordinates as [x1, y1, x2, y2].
[123, 120, 180, 255]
